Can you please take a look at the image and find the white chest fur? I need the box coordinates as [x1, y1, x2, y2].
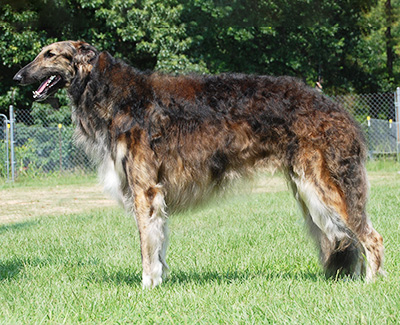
[99, 143, 127, 206]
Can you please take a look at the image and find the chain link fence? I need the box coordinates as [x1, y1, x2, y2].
[5, 107, 93, 178]
[333, 92, 400, 156]
[1, 90, 399, 180]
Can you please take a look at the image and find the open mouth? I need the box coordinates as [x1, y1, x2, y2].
[33, 75, 65, 101]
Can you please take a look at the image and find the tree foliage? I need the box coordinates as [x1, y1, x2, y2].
[0, 0, 399, 116]
[360, 0, 400, 91]
[182, 0, 382, 93]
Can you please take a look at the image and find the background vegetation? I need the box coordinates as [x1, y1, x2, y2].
[1, 0, 400, 116]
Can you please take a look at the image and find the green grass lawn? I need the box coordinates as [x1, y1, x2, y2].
[0, 170, 399, 322]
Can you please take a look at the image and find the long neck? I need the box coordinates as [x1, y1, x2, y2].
[68, 51, 150, 159]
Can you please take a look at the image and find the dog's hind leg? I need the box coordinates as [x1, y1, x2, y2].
[134, 185, 169, 288]
[288, 156, 384, 281]
[289, 179, 336, 271]
[288, 177, 362, 278]
[359, 223, 385, 281]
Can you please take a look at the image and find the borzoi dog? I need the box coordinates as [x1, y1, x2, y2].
[14, 41, 384, 288]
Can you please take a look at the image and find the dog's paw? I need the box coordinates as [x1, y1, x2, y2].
[142, 274, 163, 289]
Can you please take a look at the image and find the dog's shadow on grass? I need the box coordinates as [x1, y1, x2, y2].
[96, 269, 142, 285]
[0, 221, 41, 281]
[0, 259, 26, 281]
[99, 267, 321, 287]
[0, 220, 39, 235]
[166, 269, 321, 285]
[0, 257, 46, 281]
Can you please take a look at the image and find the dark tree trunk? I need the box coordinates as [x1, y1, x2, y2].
[385, 0, 394, 78]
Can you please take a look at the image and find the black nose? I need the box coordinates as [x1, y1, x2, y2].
[13, 72, 23, 83]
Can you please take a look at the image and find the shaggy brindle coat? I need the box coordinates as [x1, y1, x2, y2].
[14, 41, 384, 288]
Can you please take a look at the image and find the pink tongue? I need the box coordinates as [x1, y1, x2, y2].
[37, 78, 50, 94]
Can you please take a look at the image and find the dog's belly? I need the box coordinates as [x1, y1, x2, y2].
[162, 170, 239, 212]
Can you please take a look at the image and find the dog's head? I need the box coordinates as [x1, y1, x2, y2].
[13, 41, 98, 101]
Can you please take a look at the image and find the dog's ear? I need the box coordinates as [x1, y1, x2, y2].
[78, 43, 98, 60]
[73, 42, 99, 65]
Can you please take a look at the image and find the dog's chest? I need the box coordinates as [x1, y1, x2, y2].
[99, 143, 127, 206]
[72, 107, 128, 205]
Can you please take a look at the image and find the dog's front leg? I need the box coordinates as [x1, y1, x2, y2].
[135, 185, 169, 288]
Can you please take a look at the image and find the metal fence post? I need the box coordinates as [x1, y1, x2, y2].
[9, 90, 16, 182]
[6, 121, 10, 180]
[396, 87, 400, 160]
[0, 114, 10, 180]
[58, 124, 63, 173]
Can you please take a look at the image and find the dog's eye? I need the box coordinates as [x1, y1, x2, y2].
[44, 51, 55, 58]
